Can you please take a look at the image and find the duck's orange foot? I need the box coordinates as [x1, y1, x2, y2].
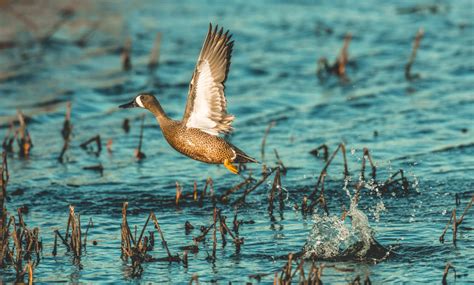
[224, 159, 239, 174]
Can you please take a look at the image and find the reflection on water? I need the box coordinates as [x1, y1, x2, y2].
[1, 0, 473, 283]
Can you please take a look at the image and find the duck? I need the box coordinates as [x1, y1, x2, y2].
[119, 24, 257, 174]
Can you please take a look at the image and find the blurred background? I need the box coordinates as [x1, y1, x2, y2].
[0, 0, 473, 283]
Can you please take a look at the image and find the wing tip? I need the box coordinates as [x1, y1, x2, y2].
[207, 23, 232, 43]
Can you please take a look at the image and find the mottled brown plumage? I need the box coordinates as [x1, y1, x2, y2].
[119, 24, 256, 174]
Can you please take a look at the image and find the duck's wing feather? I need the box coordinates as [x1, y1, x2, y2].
[182, 24, 235, 136]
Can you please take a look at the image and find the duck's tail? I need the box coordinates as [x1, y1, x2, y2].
[234, 147, 259, 164]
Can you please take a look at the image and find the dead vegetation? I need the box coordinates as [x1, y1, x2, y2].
[274, 253, 321, 284]
[1, 153, 41, 283]
[441, 263, 456, 285]
[58, 102, 73, 163]
[121, 37, 132, 71]
[52, 205, 93, 260]
[1, 111, 35, 157]
[148, 32, 162, 71]
[405, 28, 424, 80]
[317, 33, 353, 82]
[120, 202, 180, 277]
[307, 143, 412, 216]
[134, 114, 146, 160]
[439, 195, 473, 244]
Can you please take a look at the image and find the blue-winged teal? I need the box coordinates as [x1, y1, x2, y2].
[119, 24, 256, 174]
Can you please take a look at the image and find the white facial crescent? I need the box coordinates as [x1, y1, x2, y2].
[135, 96, 145, 108]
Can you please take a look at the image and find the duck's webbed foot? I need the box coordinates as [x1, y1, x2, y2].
[224, 159, 239, 174]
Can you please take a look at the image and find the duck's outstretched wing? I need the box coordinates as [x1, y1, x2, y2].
[182, 24, 235, 136]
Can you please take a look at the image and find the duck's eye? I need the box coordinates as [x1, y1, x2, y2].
[140, 95, 144, 100]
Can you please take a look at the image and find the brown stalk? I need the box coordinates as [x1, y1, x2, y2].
[211, 208, 217, 260]
[274, 149, 287, 175]
[79, 135, 102, 155]
[1, 152, 8, 210]
[233, 167, 277, 205]
[405, 28, 424, 81]
[301, 195, 308, 214]
[175, 182, 182, 206]
[54, 230, 70, 251]
[198, 177, 213, 204]
[182, 250, 188, 267]
[217, 211, 243, 250]
[336, 33, 352, 77]
[441, 263, 456, 285]
[185, 221, 194, 234]
[150, 212, 178, 261]
[82, 164, 104, 175]
[148, 32, 162, 70]
[106, 139, 113, 153]
[283, 253, 293, 282]
[220, 176, 253, 203]
[75, 21, 101, 47]
[57, 102, 73, 162]
[379, 169, 409, 193]
[193, 224, 214, 243]
[218, 211, 227, 247]
[83, 218, 93, 248]
[360, 147, 376, 180]
[193, 182, 198, 201]
[316, 32, 352, 82]
[17, 111, 33, 157]
[122, 37, 132, 71]
[318, 173, 329, 215]
[122, 118, 130, 133]
[452, 208, 457, 244]
[268, 169, 278, 212]
[440, 210, 456, 243]
[189, 274, 199, 285]
[27, 260, 33, 284]
[135, 114, 146, 160]
[275, 168, 284, 210]
[261, 121, 276, 163]
[456, 194, 473, 226]
[121, 202, 134, 259]
[38, 8, 73, 43]
[440, 195, 474, 243]
[68, 206, 82, 257]
[352, 181, 365, 206]
[308, 143, 349, 210]
[52, 231, 58, 256]
[2, 122, 15, 152]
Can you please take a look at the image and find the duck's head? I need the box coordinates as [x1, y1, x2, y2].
[119, 93, 157, 109]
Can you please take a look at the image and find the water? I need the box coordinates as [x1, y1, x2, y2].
[1, 0, 473, 283]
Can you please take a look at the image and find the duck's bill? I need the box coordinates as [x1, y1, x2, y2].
[119, 100, 138, 109]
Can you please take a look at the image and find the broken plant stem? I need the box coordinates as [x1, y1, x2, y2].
[442, 263, 456, 285]
[360, 147, 376, 181]
[150, 212, 173, 259]
[310, 144, 329, 161]
[308, 143, 349, 210]
[261, 121, 276, 162]
[135, 114, 146, 160]
[148, 32, 162, 70]
[405, 28, 424, 80]
[234, 167, 277, 205]
[122, 37, 132, 71]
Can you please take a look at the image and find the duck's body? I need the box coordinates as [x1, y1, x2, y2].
[159, 117, 253, 165]
[119, 24, 256, 174]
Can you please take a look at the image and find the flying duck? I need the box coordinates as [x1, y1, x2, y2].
[119, 24, 256, 174]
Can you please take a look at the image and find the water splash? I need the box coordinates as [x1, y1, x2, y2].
[303, 195, 389, 261]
